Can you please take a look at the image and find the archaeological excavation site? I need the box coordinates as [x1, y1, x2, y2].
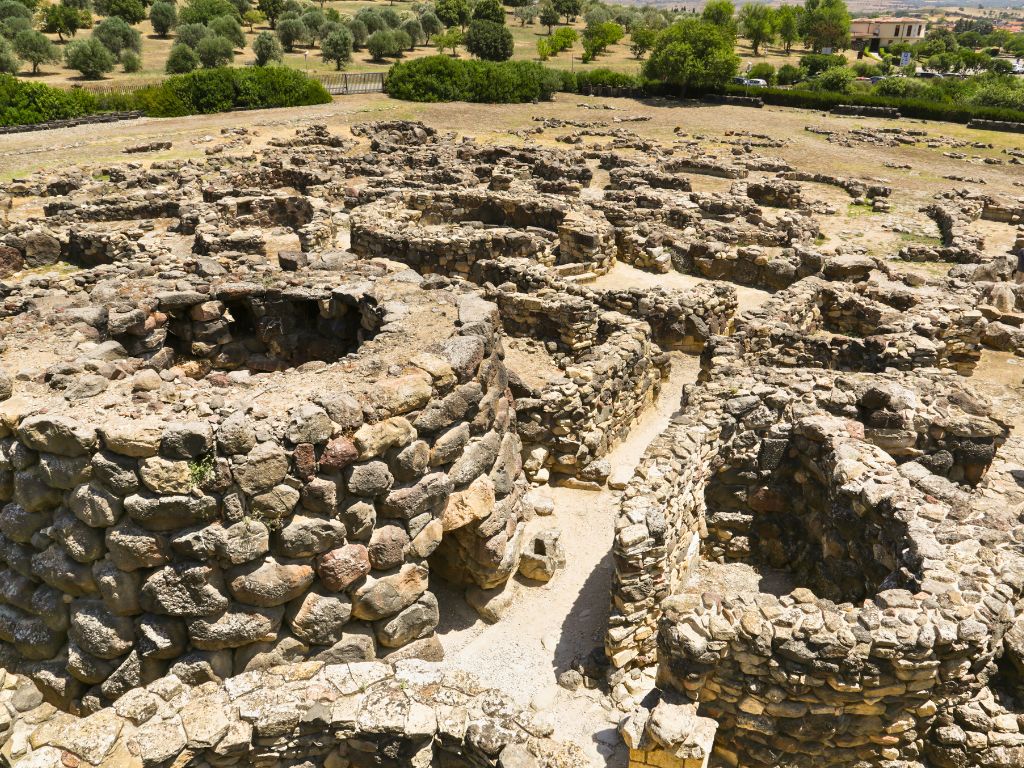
[1, 101, 1024, 768]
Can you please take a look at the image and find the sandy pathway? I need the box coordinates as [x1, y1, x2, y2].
[433, 353, 700, 766]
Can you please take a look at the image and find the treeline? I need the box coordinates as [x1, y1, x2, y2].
[0, 65, 328, 125]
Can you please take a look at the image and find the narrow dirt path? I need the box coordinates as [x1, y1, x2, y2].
[434, 353, 700, 766]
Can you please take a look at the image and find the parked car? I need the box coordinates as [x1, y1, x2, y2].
[745, 78, 768, 88]
[731, 76, 748, 85]
[916, 71, 942, 79]
[869, 76, 887, 84]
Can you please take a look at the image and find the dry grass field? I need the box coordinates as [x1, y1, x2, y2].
[17, 0, 869, 88]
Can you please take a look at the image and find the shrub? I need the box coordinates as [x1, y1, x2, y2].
[420, 12, 442, 42]
[433, 26, 462, 55]
[157, 65, 329, 114]
[970, 78, 1024, 111]
[13, 29, 59, 73]
[435, 0, 470, 29]
[242, 8, 264, 30]
[746, 61, 776, 84]
[150, 1, 177, 36]
[276, 16, 305, 51]
[179, 0, 239, 25]
[95, 0, 145, 23]
[252, 29, 282, 64]
[644, 17, 738, 93]
[321, 25, 351, 69]
[777, 63, 803, 84]
[471, 0, 504, 24]
[209, 14, 245, 48]
[378, 6, 401, 29]
[176, 23, 209, 49]
[0, 72, 98, 125]
[196, 33, 234, 66]
[386, 55, 559, 102]
[799, 52, 845, 76]
[581, 20, 623, 62]
[40, 2, 81, 41]
[872, 75, 925, 98]
[575, 67, 638, 89]
[807, 65, 854, 93]
[0, 37, 20, 74]
[549, 26, 577, 52]
[93, 16, 142, 58]
[64, 37, 116, 78]
[300, 8, 324, 41]
[2, 16, 32, 39]
[0, 0, 31, 22]
[166, 42, 200, 72]
[367, 29, 405, 60]
[719, 83, 1024, 125]
[465, 18, 512, 61]
[850, 60, 881, 78]
[120, 48, 140, 71]
[402, 18, 422, 48]
[347, 18, 366, 48]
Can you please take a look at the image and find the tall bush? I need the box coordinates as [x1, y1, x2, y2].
[64, 37, 116, 78]
[386, 55, 559, 102]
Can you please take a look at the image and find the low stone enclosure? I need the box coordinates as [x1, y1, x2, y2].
[2, 118, 1024, 768]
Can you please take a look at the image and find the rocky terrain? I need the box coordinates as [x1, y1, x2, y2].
[0, 99, 1023, 768]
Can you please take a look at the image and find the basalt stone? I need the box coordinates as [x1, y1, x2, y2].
[187, 604, 284, 650]
[69, 599, 135, 660]
[232, 442, 289, 495]
[124, 493, 218, 531]
[227, 558, 315, 608]
[286, 588, 352, 646]
[70, 483, 125, 528]
[106, 519, 171, 572]
[351, 564, 429, 621]
[274, 514, 347, 559]
[317, 544, 371, 592]
[345, 461, 394, 498]
[368, 525, 411, 570]
[160, 422, 213, 460]
[217, 412, 257, 456]
[140, 562, 229, 617]
[374, 592, 439, 648]
[18, 415, 97, 457]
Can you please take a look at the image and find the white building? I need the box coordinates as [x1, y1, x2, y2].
[851, 17, 928, 51]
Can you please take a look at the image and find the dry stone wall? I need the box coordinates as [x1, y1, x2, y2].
[1, 660, 588, 768]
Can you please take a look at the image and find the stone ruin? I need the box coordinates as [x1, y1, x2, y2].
[0, 117, 1023, 768]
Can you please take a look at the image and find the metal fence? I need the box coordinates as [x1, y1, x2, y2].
[314, 72, 386, 95]
[64, 71, 387, 97]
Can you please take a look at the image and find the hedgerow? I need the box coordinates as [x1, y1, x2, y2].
[0, 74, 98, 126]
[386, 56, 560, 103]
[0, 67, 330, 127]
[720, 84, 1024, 124]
